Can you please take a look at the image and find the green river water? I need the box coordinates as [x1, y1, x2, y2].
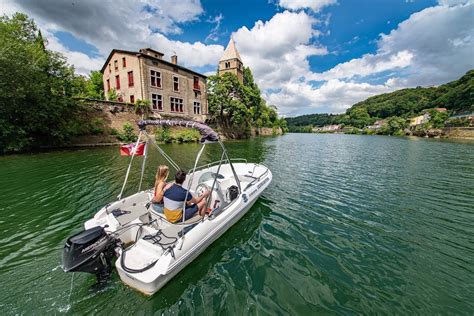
[0, 134, 473, 314]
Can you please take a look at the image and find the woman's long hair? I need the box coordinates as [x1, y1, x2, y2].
[155, 165, 169, 186]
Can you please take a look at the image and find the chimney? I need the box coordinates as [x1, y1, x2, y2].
[171, 54, 178, 65]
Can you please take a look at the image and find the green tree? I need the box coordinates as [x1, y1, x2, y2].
[346, 107, 374, 128]
[134, 99, 151, 117]
[428, 110, 449, 128]
[378, 116, 407, 135]
[207, 72, 251, 135]
[86, 70, 104, 99]
[107, 88, 119, 101]
[0, 13, 82, 153]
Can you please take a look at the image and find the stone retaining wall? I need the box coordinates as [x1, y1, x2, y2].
[443, 127, 474, 139]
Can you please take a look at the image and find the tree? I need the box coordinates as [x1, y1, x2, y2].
[86, 70, 104, 99]
[346, 107, 374, 128]
[378, 116, 407, 135]
[207, 72, 251, 136]
[107, 88, 119, 101]
[429, 109, 449, 128]
[134, 99, 151, 117]
[0, 13, 82, 153]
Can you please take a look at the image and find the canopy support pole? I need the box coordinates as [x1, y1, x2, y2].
[206, 150, 226, 216]
[219, 140, 241, 193]
[138, 140, 148, 192]
[118, 131, 143, 200]
[143, 131, 180, 171]
[182, 143, 206, 223]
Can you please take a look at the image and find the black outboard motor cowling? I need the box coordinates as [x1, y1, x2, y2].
[62, 226, 117, 283]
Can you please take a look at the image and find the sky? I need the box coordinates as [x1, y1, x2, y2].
[2, 0, 473, 116]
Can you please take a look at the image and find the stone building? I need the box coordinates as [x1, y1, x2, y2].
[101, 48, 208, 121]
[218, 38, 244, 83]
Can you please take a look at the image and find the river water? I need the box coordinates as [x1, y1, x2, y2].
[0, 134, 473, 314]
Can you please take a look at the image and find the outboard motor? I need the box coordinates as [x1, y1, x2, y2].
[62, 226, 117, 283]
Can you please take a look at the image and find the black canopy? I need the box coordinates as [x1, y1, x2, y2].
[138, 119, 219, 143]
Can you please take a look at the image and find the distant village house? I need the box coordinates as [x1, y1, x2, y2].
[367, 119, 386, 130]
[409, 108, 447, 127]
[101, 48, 208, 122]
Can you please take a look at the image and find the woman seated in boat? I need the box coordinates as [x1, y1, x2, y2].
[163, 169, 210, 222]
[151, 165, 171, 213]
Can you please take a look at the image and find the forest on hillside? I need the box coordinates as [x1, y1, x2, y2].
[286, 70, 474, 131]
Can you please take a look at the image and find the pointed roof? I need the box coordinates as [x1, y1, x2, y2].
[219, 38, 242, 62]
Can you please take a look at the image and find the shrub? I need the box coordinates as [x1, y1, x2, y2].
[89, 117, 105, 135]
[156, 126, 171, 143]
[108, 88, 119, 101]
[172, 129, 200, 143]
[115, 123, 137, 142]
[134, 99, 151, 117]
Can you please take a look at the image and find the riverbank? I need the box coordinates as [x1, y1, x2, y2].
[307, 126, 474, 140]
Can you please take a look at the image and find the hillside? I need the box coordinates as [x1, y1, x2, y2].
[286, 70, 474, 129]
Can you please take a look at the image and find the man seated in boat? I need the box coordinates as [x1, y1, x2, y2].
[163, 170, 210, 222]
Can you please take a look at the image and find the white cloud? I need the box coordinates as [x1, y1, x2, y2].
[1, 0, 223, 74]
[278, 0, 338, 11]
[43, 30, 103, 75]
[234, 11, 327, 91]
[438, 0, 472, 6]
[2, 0, 473, 114]
[250, 1, 474, 115]
[205, 14, 224, 42]
[311, 50, 414, 81]
[266, 79, 393, 115]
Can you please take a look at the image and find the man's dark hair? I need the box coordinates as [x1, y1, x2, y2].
[175, 169, 187, 184]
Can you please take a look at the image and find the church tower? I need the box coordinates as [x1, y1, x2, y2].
[218, 37, 244, 83]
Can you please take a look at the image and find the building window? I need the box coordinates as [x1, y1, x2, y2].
[122, 57, 126, 68]
[193, 76, 200, 90]
[173, 76, 179, 92]
[130, 95, 135, 103]
[170, 97, 184, 112]
[108, 64, 111, 73]
[106, 79, 110, 91]
[225, 61, 230, 68]
[114, 60, 118, 71]
[151, 94, 163, 111]
[150, 70, 161, 88]
[127, 71, 134, 87]
[118, 96, 123, 102]
[193, 101, 201, 115]
[115, 75, 120, 89]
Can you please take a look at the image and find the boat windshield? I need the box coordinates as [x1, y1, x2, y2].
[198, 172, 225, 184]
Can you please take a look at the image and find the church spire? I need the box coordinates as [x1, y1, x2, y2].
[219, 37, 242, 62]
[218, 37, 244, 83]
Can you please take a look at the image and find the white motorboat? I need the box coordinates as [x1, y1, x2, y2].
[62, 119, 272, 295]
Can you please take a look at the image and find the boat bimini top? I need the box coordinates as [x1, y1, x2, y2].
[118, 119, 241, 224]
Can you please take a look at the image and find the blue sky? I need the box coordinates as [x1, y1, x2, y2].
[2, 0, 473, 116]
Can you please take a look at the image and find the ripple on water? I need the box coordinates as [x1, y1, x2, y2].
[0, 135, 473, 314]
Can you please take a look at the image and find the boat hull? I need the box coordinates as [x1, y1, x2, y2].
[116, 197, 259, 295]
[83, 162, 272, 295]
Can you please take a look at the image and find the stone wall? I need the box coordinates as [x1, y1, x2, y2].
[251, 127, 283, 136]
[443, 127, 474, 139]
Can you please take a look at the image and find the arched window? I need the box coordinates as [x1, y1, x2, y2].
[225, 61, 230, 69]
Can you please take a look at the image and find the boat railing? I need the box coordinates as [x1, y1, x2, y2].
[194, 158, 248, 172]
